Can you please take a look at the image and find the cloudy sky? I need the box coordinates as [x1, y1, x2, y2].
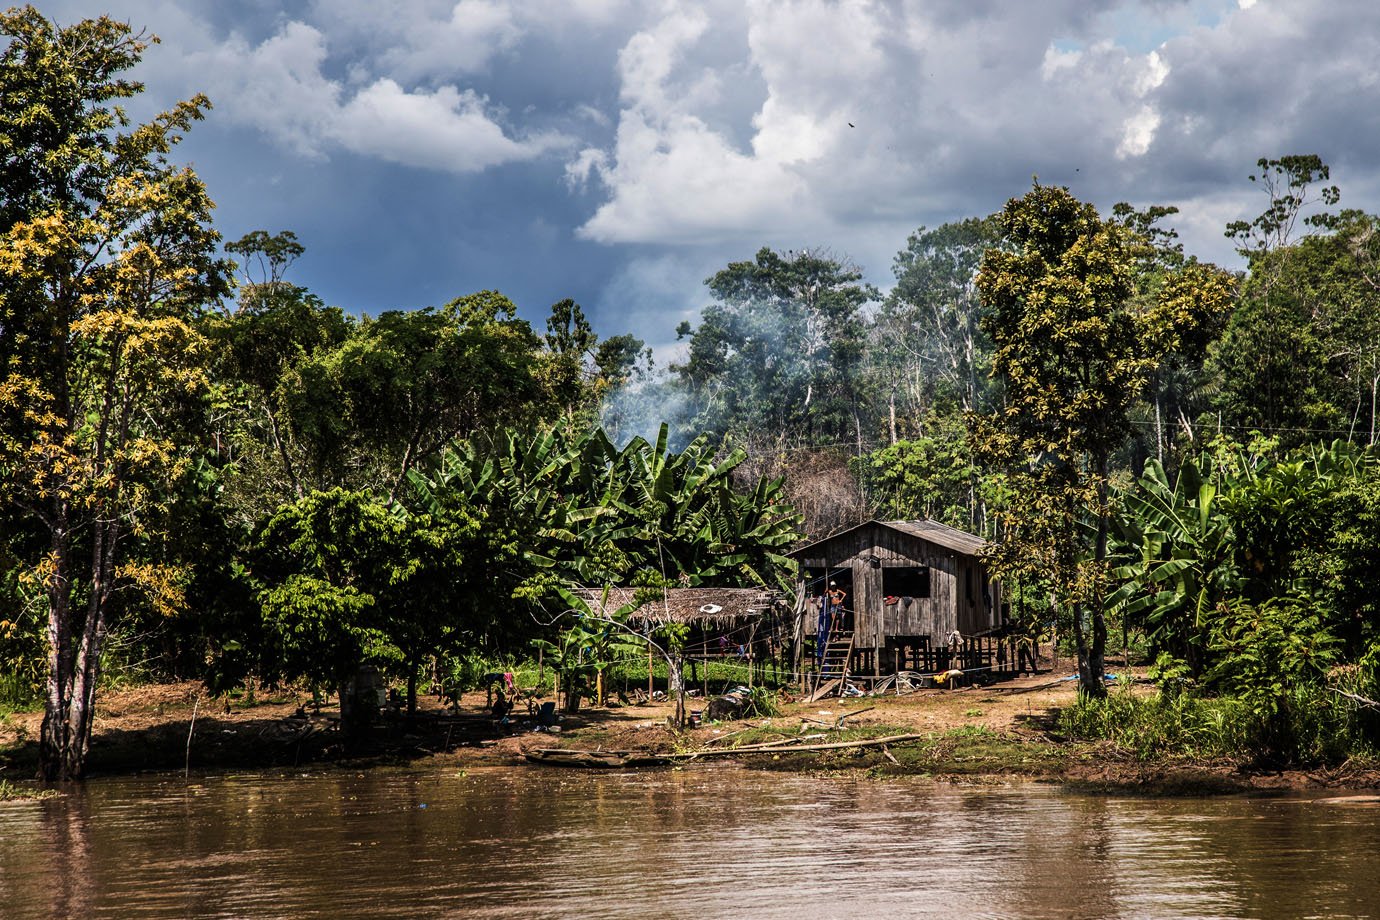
[43, 0, 1380, 354]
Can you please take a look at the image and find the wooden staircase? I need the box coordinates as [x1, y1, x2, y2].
[809, 628, 854, 701]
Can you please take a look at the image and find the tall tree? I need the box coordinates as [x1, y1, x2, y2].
[541, 296, 650, 428]
[212, 285, 578, 512]
[872, 218, 1005, 529]
[1213, 209, 1380, 446]
[973, 182, 1233, 695]
[248, 489, 410, 726]
[674, 247, 875, 449]
[0, 9, 231, 779]
[208, 230, 352, 519]
[877, 217, 1005, 429]
[1212, 156, 1344, 440]
[336, 294, 559, 499]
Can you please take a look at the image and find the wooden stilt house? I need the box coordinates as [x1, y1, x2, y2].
[789, 520, 1010, 689]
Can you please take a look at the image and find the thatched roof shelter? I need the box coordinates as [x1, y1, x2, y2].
[574, 587, 783, 628]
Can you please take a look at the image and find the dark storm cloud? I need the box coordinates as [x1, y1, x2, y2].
[36, 0, 1380, 351]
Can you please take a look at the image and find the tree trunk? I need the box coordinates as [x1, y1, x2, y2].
[1079, 459, 1111, 697]
[1371, 366, 1378, 446]
[340, 666, 383, 739]
[1154, 394, 1164, 462]
[406, 658, 418, 717]
[854, 407, 866, 512]
[668, 654, 686, 727]
[1049, 590, 1059, 672]
[561, 675, 582, 714]
[40, 511, 118, 781]
[265, 405, 303, 499]
[40, 514, 73, 782]
[888, 390, 897, 445]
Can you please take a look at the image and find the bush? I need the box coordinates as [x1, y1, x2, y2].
[1059, 683, 1250, 759]
[1061, 678, 1380, 766]
[743, 686, 780, 718]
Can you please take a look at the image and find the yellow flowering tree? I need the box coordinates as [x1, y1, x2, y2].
[972, 183, 1234, 696]
[0, 8, 230, 779]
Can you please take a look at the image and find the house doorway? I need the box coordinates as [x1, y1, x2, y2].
[824, 567, 854, 634]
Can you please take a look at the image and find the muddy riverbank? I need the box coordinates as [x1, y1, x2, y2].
[3, 676, 1378, 795]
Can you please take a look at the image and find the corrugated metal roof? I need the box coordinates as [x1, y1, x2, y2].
[789, 518, 986, 559]
[883, 519, 986, 555]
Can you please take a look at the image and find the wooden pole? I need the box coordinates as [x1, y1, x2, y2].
[648, 641, 655, 699]
[747, 623, 758, 689]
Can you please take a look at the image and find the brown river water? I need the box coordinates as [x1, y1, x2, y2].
[2, 764, 1379, 919]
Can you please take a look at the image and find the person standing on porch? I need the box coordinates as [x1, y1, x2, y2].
[817, 581, 847, 664]
[822, 579, 844, 628]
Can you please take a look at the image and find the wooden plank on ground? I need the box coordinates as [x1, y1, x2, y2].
[808, 677, 841, 702]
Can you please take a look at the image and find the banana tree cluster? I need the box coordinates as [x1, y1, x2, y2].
[1106, 454, 1239, 678]
[1107, 440, 1380, 684]
[406, 422, 803, 596]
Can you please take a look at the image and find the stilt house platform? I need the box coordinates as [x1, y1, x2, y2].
[789, 519, 1011, 689]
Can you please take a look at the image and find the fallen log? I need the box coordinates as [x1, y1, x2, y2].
[1331, 688, 1380, 711]
[802, 706, 875, 729]
[525, 733, 929, 769]
[675, 732, 926, 760]
[525, 748, 672, 768]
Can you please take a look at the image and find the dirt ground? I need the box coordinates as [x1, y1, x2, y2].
[0, 670, 1079, 772]
[4, 669, 1379, 792]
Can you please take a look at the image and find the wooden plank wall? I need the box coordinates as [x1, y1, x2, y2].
[799, 524, 1000, 654]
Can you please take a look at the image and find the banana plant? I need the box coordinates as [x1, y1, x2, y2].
[1106, 454, 1241, 677]
[403, 422, 803, 594]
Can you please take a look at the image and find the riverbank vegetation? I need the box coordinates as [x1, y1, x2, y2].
[3, 8, 1380, 782]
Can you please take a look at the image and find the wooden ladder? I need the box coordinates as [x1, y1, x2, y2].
[810, 628, 854, 701]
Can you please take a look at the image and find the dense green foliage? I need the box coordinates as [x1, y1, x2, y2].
[971, 183, 1234, 694]
[8, 8, 1380, 774]
[1105, 441, 1380, 761]
[0, 8, 232, 779]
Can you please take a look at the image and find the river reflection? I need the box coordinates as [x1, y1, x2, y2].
[2, 765, 1378, 919]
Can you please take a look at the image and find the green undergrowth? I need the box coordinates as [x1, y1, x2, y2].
[863, 725, 1065, 777]
[1058, 688, 1250, 759]
[712, 722, 1067, 777]
[1057, 682, 1380, 766]
[437, 651, 793, 700]
[0, 779, 60, 802]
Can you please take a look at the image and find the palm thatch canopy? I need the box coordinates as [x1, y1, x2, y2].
[575, 587, 783, 628]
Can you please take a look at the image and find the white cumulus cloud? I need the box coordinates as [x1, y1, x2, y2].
[333, 79, 564, 172]
[189, 19, 565, 173]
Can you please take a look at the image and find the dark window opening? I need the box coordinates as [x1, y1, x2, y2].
[883, 566, 930, 599]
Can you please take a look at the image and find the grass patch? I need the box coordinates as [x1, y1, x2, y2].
[721, 721, 1068, 779]
[0, 779, 59, 802]
[1059, 682, 1380, 767]
[881, 725, 1064, 776]
[1057, 687, 1248, 759]
[751, 723, 1068, 778]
